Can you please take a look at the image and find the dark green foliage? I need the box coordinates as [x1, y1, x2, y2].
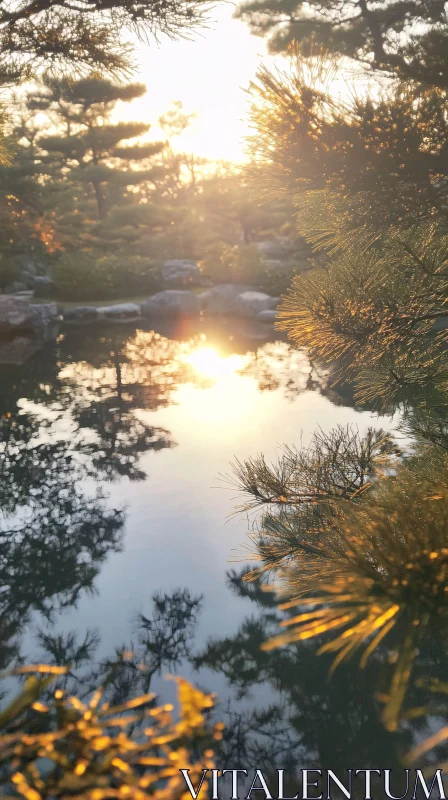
[35, 77, 164, 222]
[277, 221, 448, 408]
[0, 255, 19, 289]
[235, 0, 448, 88]
[259, 256, 309, 296]
[0, 0, 211, 85]
[248, 55, 448, 231]
[236, 37, 448, 743]
[53, 252, 161, 300]
[200, 242, 265, 284]
[230, 424, 448, 730]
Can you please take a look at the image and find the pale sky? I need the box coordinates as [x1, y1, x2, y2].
[118, 5, 283, 162]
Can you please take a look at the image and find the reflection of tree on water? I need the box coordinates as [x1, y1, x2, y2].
[32, 588, 203, 708]
[237, 342, 330, 399]
[193, 569, 411, 771]
[0, 410, 124, 671]
[0, 323, 362, 721]
[17, 569, 447, 771]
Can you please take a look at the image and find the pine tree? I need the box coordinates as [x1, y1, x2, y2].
[235, 0, 448, 88]
[7, 76, 176, 298]
[36, 77, 164, 221]
[0, 0, 211, 86]
[246, 52, 448, 407]
[247, 52, 448, 231]
[234, 44, 448, 735]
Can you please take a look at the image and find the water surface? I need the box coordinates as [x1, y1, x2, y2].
[2, 317, 431, 769]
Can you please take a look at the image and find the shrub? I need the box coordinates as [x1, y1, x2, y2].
[260, 258, 310, 297]
[0, 255, 19, 291]
[200, 241, 310, 295]
[53, 253, 162, 301]
[200, 242, 264, 285]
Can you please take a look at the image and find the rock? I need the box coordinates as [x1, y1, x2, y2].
[31, 303, 58, 333]
[141, 290, 200, 317]
[268, 296, 281, 309]
[257, 309, 278, 324]
[161, 260, 201, 288]
[235, 291, 275, 318]
[199, 284, 259, 315]
[63, 306, 100, 324]
[0, 296, 34, 333]
[98, 303, 141, 322]
[263, 259, 284, 271]
[256, 238, 309, 260]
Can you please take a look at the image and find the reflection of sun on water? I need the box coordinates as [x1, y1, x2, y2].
[185, 347, 245, 380]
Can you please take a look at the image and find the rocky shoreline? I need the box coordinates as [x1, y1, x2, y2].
[61, 285, 280, 325]
[0, 282, 282, 363]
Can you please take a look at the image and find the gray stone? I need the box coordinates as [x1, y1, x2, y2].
[199, 284, 258, 315]
[256, 238, 309, 260]
[257, 309, 278, 324]
[235, 291, 274, 318]
[161, 260, 201, 287]
[141, 290, 200, 317]
[32, 275, 53, 287]
[98, 303, 141, 322]
[63, 306, 100, 323]
[31, 303, 58, 328]
[0, 295, 34, 333]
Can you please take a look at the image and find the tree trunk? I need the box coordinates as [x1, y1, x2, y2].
[92, 180, 106, 219]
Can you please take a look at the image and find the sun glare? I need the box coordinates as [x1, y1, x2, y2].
[185, 347, 245, 380]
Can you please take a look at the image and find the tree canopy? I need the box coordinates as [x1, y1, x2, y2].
[235, 0, 448, 87]
[0, 0, 212, 85]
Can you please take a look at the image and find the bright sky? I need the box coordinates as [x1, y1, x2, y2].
[119, 5, 283, 162]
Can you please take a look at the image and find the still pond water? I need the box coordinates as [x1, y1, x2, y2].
[1, 316, 433, 771]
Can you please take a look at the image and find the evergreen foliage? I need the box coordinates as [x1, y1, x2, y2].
[234, 37, 448, 738]
[0, 0, 211, 85]
[235, 0, 448, 88]
[0, 665, 217, 798]
[247, 52, 448, 230]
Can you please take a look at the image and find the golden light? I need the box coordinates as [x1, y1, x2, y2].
[185, 347, 244, 380]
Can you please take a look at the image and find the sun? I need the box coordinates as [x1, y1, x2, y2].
[185, 347, 244, 379]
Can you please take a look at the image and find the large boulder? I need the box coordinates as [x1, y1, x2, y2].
[63, 306, 100, 324]
[259, 236, 310, 258]
[257, 309, 277, 324]
[98, 303, 141, 322]
[161, 260, 201, 288]
[235, 291, 275, 318]
[141, 290, 200, 317]
[31, 303, 58, 335]
[199, 284, 258, 315]
[256, 239, 298, 260]
[0, 295, 34, 333]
